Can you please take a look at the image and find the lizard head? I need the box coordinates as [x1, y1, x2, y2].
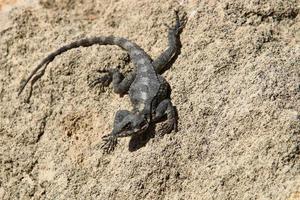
[112, 113, 149, 137]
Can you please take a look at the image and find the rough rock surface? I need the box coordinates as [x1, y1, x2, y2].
[0, 0, 299, 199]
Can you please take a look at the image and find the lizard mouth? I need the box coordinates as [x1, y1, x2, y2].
[135, 121, 149, 133]
[119, 120, 149, 137]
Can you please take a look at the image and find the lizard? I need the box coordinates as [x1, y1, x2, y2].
[18, 11, 185, 153]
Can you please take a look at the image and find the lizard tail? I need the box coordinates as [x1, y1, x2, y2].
[18, 36, 149, 96]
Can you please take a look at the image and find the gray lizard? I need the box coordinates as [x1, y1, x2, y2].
[18, 11, 185, 153]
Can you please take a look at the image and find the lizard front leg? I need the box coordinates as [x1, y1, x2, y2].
[153, 99, 178, 135]
[101, 110, 132, 153]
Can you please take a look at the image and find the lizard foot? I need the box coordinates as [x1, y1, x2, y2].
[101, 134, 118, 154]
[158, 117, 178, 136]
[164, 11, 187, 35]
[173, 10, 187, 35]
[88, 69, 113, 88]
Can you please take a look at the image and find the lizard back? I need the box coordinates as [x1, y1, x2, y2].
[129, 57, 161, 114]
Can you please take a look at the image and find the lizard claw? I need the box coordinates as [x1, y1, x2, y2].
[101, 134, 118, 154]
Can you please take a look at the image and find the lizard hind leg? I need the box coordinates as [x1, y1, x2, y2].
[152, 11, 186, 74]
[89, 68, 135, 96]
